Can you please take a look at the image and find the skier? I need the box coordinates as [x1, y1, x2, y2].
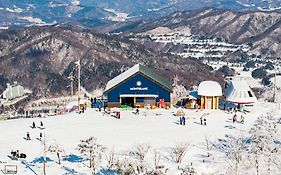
[136, 108, 139, 115]
[116, 111, 120, 119]
[16, 150, 19, 158]
[233, 114, 237, 123]
[27, 132, 31, 140]
[39, 132, 42, 141]
[203, 118, 207, 126]
[40, 121, 43, 127]
[90, 98, 94, 107]
[32, 122, 36, 129]
[200, 116, 203, 125]
[240, 115, 244, 124]
[182, 116, 186, 125]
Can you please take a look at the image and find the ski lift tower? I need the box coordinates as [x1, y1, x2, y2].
[75, 60, 81, 113]
[67, 73, 74, 100]
[273, 59, 280, 109]
[273, 68, 276, 103]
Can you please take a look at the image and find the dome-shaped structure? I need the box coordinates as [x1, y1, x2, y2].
[198, 81, 222, 97]
[197, 81, 222, 110]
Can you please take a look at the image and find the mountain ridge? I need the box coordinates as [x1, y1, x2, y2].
[1, 0, 281, 28]
[0, 26, 224, 102]
[113, 8, 281, 58]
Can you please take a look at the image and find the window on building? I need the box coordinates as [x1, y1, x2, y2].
[248, 91, 253, 97]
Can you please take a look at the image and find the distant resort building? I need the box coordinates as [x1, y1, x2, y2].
[225, 80, 257, 104]
[1, 82, 29, 100]
[198, 81, 222, 110]
[104, 64, 173, 108]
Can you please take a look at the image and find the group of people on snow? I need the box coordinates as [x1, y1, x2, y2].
[11, 150, 26, 160]
[32, 121, 44, 129]
[200, 116, 207, 126]
[179, 116, 186, 125]
[232, 114, 244, 124]
[26, 121, 44, 141]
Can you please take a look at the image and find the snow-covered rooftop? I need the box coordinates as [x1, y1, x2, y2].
[105, 64, 140, 92]
[225, 80, 257, 104]
[198, 81, 222, 96]
[105, 64, 172, 92]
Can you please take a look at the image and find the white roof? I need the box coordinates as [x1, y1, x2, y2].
[105, 64, 140, 92]
[198, 81, 222, 96]
[225, 80, 257, 104]
[120, 94, 158, 98]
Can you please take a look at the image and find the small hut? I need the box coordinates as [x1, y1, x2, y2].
[185, 90, 200, 109]
[198, 81, 222, 110]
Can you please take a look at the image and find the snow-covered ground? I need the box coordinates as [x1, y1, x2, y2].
[17, 16, 45, 25]
[104, 9, 130, 22]
[147, 33, 250, 59]
[271, 75, 281, 88]
[230, 67, 264, 88]
[0, 101, 280, 174]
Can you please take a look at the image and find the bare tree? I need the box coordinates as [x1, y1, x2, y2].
[105, 147, 117, 168]
[182, 162, 196, 175]
[150, 149, 165, 175]
[131, 143, 151, 161]
[40, 133, 47, 175]
[224, 135, 247, 175]
[116, 158, 141, 175]
[205, 136, 211, 152]
[77, 137, 105, 174]
[48, 141, 64, 164]
[220, 112, 281, 175]
[154, 149, 161, 170]
[248, 114, 280, 175]
[170, 142, 191, 163]
[204, 135, 214, 158]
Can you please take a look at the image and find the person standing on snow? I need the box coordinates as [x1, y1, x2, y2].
[182, 116, 186, 125]
[179, 116, 182, 125]
[27, 132, 31, 140]
[203, 118, 207, 126]
[200, 117, 203, 125]
[233, 114, 237, 123]
[40, 121, 43, 127]
[39, 132, 42, 140]
[116, 111, 120, 119]
[32, 122, 36, 129]
[240, 115, 244, 124]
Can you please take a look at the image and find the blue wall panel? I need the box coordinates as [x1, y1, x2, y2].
[107, 73, 171, 103]
[136, 97, 144, 102]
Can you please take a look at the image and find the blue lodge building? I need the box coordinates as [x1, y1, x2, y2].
[104, 64, 173, 108]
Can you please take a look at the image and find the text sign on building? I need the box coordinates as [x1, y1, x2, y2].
[130, 81, 148, 91]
